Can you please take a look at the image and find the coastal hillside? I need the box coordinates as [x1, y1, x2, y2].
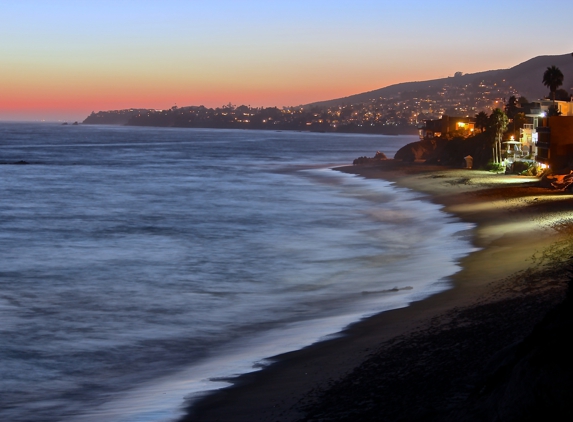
[307, 53, 573, 108]
[83, 53, 573, 132]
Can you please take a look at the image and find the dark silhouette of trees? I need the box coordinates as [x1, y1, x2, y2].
[518, 96, 529, 106]
[548, 104, 562, 117]
[554, 88, 571, 101]
[542, 65, 564, 103]
[489, 108, 509, 164]
[475, 111, 489, 133]
[507, 112, 527, 140]
[505, 95, 520, 120]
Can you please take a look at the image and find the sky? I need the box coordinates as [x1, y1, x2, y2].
[2, 0, 573, 121]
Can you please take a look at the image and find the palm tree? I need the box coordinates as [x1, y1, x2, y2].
[489, 108, 509, 164]
[542, 65, 564, 103]
[475, 111, 489, 133]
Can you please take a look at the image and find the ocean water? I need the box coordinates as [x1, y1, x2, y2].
[0, 123, 475, 421]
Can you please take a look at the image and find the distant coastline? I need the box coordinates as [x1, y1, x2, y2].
[82, 108, 419, 136]
[81, 53, 573, 138]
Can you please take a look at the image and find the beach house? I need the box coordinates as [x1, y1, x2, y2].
[535, 115, 573, 170]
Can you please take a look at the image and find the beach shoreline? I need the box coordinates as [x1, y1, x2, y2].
[182, 161, 573, 421]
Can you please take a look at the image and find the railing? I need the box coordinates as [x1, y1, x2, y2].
[522, 124, 534, 130]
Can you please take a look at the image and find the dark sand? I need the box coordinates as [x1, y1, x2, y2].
[182, 162, 573, 421]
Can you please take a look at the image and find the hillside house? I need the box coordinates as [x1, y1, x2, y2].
[528, 100, 573, 117]
[419, 115, 475, 140]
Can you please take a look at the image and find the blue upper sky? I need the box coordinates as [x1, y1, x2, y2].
[2, 0, 572, 120]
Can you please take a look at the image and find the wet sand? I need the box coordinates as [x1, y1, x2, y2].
[182, 161, 573, 421]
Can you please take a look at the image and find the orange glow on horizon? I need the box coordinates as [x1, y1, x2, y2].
[0, 72, 395, 120]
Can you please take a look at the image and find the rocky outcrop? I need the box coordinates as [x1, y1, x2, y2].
[394, 134, 493, 169]
[353, 151, 388, 165]
[394, 138, 447, 162]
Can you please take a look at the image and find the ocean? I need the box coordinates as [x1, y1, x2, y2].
[0, 123, 475, 421]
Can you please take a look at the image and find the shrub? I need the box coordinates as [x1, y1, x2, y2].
[510, 161, 531, 174]
[486, 161, 505, 172]
[506, 161, 545, 176]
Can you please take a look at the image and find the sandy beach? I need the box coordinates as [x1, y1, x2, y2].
[183, 161, 573, 421]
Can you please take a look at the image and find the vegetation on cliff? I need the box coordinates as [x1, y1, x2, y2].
[392, 99, 532, 171]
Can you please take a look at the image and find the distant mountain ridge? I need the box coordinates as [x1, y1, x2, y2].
[307, 53, 573, 108]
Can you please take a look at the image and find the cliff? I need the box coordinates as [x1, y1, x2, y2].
[393, 138, 447, 162]
[394, 133, 492, 168]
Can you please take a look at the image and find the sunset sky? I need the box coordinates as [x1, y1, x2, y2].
[2, 0, 573, 121]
